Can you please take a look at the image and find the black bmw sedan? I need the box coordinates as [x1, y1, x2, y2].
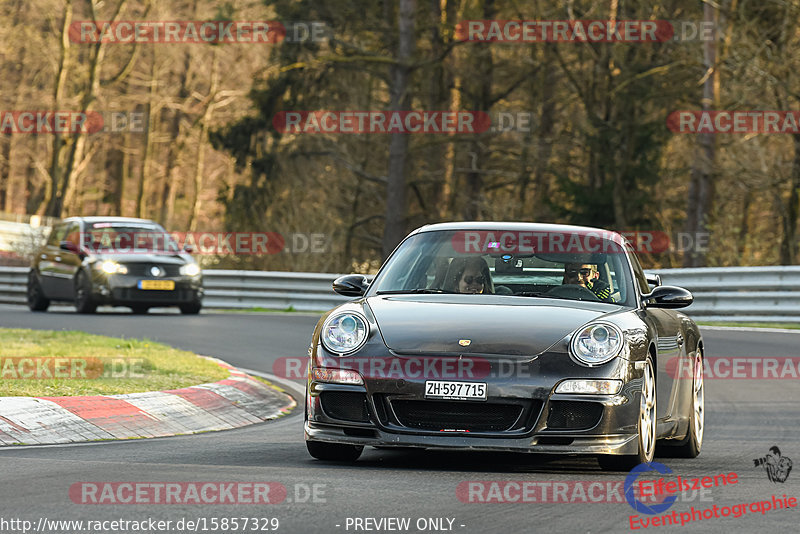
[304, 222, 704, 469]
[27, 216, 203, 314]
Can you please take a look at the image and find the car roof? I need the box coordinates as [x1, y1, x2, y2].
[410, 221, 628, 246]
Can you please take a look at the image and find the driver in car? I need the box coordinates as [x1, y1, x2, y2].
[564, 263, 611, 300]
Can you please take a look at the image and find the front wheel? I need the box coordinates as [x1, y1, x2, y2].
[306, 441, 363, 462]
[27, 272, 50, 312]
[663, 351, 704, 458]
[599, 356, 657, 471]
[74, 271, 97, 314]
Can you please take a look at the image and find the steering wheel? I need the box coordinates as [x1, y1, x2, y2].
[545, 284, 600, 301]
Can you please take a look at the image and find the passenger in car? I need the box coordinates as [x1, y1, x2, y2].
[444, 256, 495, 294]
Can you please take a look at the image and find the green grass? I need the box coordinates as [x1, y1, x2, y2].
[0, 328, 229, 397]
[697, 321, 800, 330]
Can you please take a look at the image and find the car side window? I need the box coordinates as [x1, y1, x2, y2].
[46, 224, 68, 247]
[64, 222, 81, 246]
[625, 244, 649, 295]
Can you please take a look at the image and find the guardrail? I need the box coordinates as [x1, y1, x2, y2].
[648, 266, 800, 323]
[1, 265, 799, 322]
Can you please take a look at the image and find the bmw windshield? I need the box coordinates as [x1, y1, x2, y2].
[370, 229, 638, 306]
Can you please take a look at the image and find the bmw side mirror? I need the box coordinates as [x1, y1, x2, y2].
[184, 244, 195, 253]
[60, 241, 85, 258]
[60, 241, 79, 253]
[643, 285, 693, 309]
[333, 274, 369, 297]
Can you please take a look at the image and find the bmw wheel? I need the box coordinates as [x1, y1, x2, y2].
[27, 272, 50, 312]
[74, 271, 97, 314]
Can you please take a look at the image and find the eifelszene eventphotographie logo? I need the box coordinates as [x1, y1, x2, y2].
[754, 446, 793, 483]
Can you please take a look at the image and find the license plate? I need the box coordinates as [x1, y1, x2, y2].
[138, 280, 175, 290]
[425, 380, 487, 400]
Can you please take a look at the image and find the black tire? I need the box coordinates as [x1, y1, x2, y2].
[130, 305, 149, 314]
[27, 272, 50, 312]
[599, 356, 656, 471]
[179, 302, 202, 315]
[306, 440, 363, 462]
[74, 271, 97, 314]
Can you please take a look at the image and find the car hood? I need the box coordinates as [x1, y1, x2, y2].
[90, 253, 189, 264]
[367, 295, 619, 357]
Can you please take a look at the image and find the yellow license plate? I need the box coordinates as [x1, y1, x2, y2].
[138, 280, 175, 290]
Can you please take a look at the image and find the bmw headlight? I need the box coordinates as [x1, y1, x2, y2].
[98, 260, 127, 275]
[180, 263, 201, 277]
[321, 312, 369, 355]
[570, 322, 624, 366]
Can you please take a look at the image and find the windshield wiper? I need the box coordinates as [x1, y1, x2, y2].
[375, 288, 452, 295]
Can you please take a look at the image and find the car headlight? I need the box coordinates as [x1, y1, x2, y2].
[321, 312, 369, 355]
[98, 260, 127, 275]
[570, 322, 624, 366]
[180, 263, 201, 277]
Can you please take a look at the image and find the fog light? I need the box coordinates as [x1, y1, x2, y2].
[555, 379, 622, 395]
[312, 368, 364, 385]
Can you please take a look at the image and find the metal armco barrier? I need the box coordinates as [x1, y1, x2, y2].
[649, 266, 800, 323]
[1, 265, 799, 322]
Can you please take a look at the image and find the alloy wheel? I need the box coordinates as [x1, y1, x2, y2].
[640, 359, 656, 462]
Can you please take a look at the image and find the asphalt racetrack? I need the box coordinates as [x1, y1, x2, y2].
[0, 305, 798, 533]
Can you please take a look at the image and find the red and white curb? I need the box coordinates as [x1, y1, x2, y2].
[0, 357, 296, 446]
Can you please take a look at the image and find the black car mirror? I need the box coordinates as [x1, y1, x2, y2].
[645, 273, 662, 288]
[60, 241, 84, 257]
[642, 285, 693, 309]
[333, 274, 369, 297]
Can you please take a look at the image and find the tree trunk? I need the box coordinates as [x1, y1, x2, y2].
[683, 3, 718, 267]
[461, 0, 495, 221]
[381, 0, 415, 259]
[136, 51, 158, 219]
[44, 0, 73, 217]
[779, 134, 800, 264]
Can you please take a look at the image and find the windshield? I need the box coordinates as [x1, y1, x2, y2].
[370, 229, 636, 306]
[81, 223, 181, 253]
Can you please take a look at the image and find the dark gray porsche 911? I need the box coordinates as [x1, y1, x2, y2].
[304, 222, 704, 469]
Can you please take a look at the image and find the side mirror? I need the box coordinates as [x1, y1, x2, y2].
[333, 274, 369, 297]
[60, 241, 83, 256]
[645, 273, 662, 288]
[642, 285, 693, 309]
[183, 244, 195, 253]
